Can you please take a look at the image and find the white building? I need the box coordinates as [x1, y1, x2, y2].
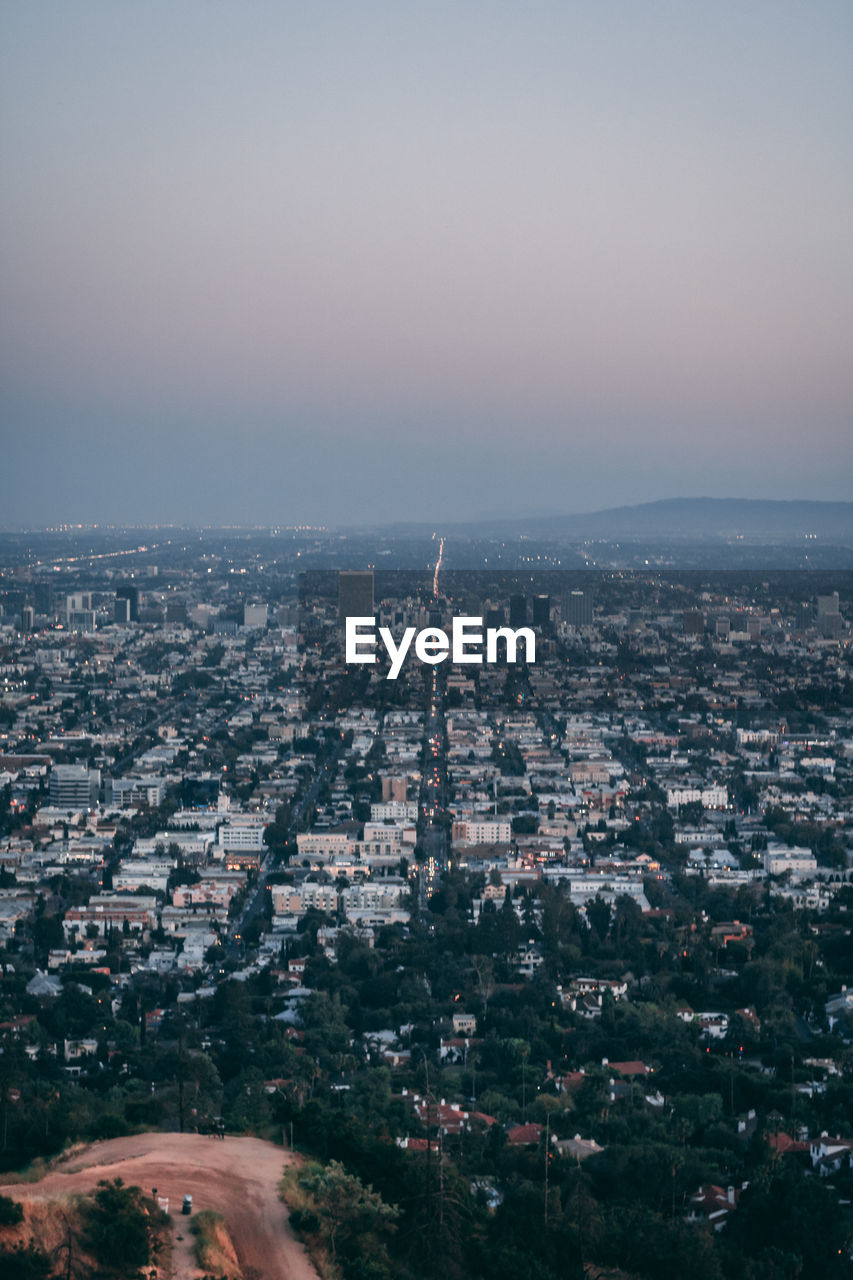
[296, 832, 354, 862]
[113, 859, 174, 893]
[666, 785, 728, 810]
[110, 776, 168, 807]
[362, 822, 409, 850]
[562, 875, 650, 913]
[764, 845, 818, 880]
[370, 801, 418, 822]
[341, 879, 408, 915]
[50, 765, 100, 811]
[217, 817, 269, 851]
[452, 819, 512, 845]
[272, 883, 339, 916]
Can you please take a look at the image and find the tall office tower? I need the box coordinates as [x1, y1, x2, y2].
[338, 571, 374, 626]
[821, 613, 843, 638]
[114, 597, 131, 624]
[816, 592, 843, 638]
[68, 609, 97, 633]
[796, 603, 814, 631]
[242, 603, 268, 628]
[49, 765, 100, 811]
[65, 592, 93, 617]
[509, 594, 527, 627]
[563, 588, 593, 627]
[33, 583, 52, 615]
[115, 584, 139, 621]
[532, 595, 551, 627]
[683, 610, 705, 637]
[166, 599, 188, 624]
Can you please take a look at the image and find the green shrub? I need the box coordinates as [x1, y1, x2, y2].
[0, 1192, 24, 1226]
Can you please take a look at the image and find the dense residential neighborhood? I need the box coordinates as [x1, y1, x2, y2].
[0, 530, 852, 1279]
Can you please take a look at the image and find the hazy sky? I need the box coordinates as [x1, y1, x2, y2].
[1, 2, 852, 527]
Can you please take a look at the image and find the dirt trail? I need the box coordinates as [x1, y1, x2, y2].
[0, 1132, 320, 1280]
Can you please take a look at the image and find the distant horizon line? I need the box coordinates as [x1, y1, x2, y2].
[1, 494, 852, 536]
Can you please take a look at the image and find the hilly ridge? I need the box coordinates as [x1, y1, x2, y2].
[431, 498, 853, 543]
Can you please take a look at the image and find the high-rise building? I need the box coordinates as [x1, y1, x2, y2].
[817, 593, 843, 639]
[115, 585, 139, 621]
[66, 592, 93, 617]
[338, 571, 374, 626]
[242, 603, 268, 628]
[563, 588, 593, 627]
[49, 765, 100, 811]
[683, 610, 705, 637]
[67, 609, 96, 633]
[532, 595, 551, 628]
[166, 599, 188, 624]
[509, 595, 527, 627]
[33, 583, 52, 616]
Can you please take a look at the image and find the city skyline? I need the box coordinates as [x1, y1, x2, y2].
[2, 3, 852, 526]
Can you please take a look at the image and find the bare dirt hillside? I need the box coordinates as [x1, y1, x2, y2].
[0, 1132, 320, 1280]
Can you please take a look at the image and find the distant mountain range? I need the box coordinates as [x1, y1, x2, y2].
[439, 498, 853, 543]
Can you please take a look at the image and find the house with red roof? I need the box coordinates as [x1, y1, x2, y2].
[767, 1130, 809, 1156]
[686, 1182, 748, 1230]
[411, 1096, 496, 1136]
[506, 1122, 544, 1147]
[605, 1058, 652, 1077]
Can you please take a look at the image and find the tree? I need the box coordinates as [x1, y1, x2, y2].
[0, 1192, 23, 1226]
[293, 1159, 399, 1267]
[585, 895, 611, 942]
[611, 895, 643, 951]
[680, 800, 705, 827]
[496, 892, 520, 958]
[471, 955, 496, 1017]
[0, 1243, 54, 1280]
[724, 1164, 850, 1279]
[85, 1178, 153, 1273]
